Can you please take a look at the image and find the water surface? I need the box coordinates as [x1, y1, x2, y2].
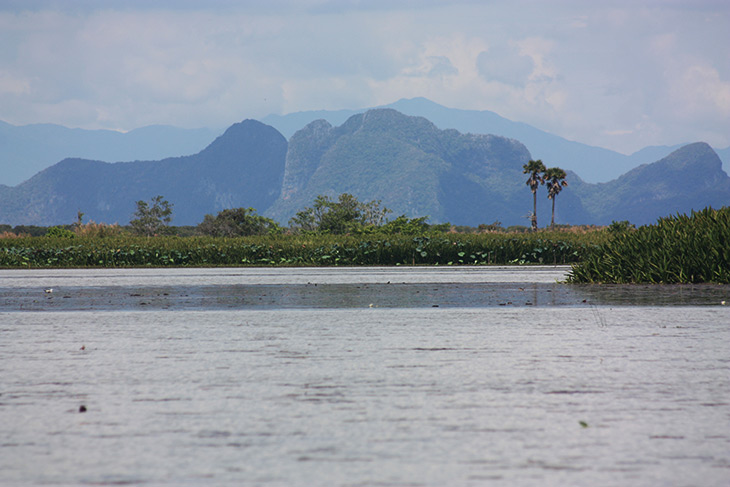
[1, 267, 729, 486]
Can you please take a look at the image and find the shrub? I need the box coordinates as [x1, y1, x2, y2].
[45, 226, 76, 239]
[198, 208, 281, 237]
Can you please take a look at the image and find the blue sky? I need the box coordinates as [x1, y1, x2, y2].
[0, 0, 728, 153]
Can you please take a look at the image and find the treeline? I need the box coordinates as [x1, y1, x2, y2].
[2, 193, 583, 238]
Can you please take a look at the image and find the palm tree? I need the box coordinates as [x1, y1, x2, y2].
[523, 159, 546, 231]
[544, 167, 568, 230]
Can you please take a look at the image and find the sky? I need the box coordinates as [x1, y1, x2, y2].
[0, 0, 728, 154]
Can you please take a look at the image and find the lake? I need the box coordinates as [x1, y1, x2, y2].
[1, 266, 729, 486]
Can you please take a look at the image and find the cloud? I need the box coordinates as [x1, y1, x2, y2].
[0, 72, 30, 96]
[477, 44, 533, 86]
[0, 0, 727, 154]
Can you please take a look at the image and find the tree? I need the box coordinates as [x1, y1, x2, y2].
[523, 159, 546, 231]
[289, 193, 391, 234]
[130, 195, 173, 236]
[197, 207, 280, 237]
[544, 167, 568, 230]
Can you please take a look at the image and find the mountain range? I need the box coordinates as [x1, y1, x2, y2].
[2, 98, 728, 187]
[0, 121, 221, 186]
[0, 121, 285, 227]
[261, 97, 730, 183]
[0, 108, 727, 228]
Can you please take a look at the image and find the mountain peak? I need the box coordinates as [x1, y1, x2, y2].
[0, 119, 288, 226]
[200, 119, 286, 159]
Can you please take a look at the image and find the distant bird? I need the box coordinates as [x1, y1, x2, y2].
[44, 288, 53, 293]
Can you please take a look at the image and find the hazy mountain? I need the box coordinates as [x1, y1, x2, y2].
[0, 120, 222, 186]
[0, 120, 285, 226]
[262, 97, 730, 183]
[570, 142, 730, 225]
[266, 109, 543, 225]
[1, 110, 726, 228]
[266, 110, 727, 227]
[5, 98, 727, 188]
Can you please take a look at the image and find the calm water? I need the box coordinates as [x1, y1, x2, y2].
[1, 267, 729, 486]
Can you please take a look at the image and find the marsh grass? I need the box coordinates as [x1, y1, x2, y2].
[568, 207, 730, 284]
[0, 231, 601, 268]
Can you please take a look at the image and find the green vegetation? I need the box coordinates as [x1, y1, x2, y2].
[0, 191, 598, 269]
[6, 191, 728, 285]
[523, 159, 546, 231]
[45, 226, 76, 239]
[0, 232, 598, 268]
[289, 193, 392, 234]
[522, 160, 569, 232]
[130, 195, 174, 236]
[567, 207, 730, 283]
[198, 207, 281, 237]
[545, 167, 568, 230]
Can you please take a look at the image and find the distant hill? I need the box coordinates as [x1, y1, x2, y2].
[0, 110, 727, 228]
[266, 108, 587, 226]
[267, 110, 728, 227]
[570, 142, 730, 225]
[262, 97, 730, 183]
[0, 120, 222, 186]
[4, 98, 727, 187]
[0, 120, 285, 226]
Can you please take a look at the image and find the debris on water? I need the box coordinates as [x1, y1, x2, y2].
[80, 345, 85, 350]
[579, 421, 589, 428]
[44, 288, 53, 293]
[79, 405, 87, 413]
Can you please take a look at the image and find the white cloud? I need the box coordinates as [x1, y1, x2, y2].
[0, 72, 30, 95]
[0, 0, 727, 153]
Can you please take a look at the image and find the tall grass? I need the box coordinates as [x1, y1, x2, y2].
[567, 207, 730, 283]
[0, 231, 601, 268]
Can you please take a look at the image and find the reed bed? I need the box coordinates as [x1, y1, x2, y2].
[0, 232, 600, 268]
[568, 207, 730, 284]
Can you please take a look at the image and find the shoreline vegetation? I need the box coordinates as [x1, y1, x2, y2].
[1, 190, 728, 283]
[0, 231, 597, 269]
[567, 207, 730, 284]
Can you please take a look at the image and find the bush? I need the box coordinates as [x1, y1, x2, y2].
[197, 208, 281, 237]
[45, 226, 76, 239]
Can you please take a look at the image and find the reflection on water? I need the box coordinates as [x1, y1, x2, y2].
[1, 267, 729, 486]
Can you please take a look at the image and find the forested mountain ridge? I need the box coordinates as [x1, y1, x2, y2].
[262, 97, 730, 183]
[0, 109, 727, 227]
[570, 142, 730, 224]
[267, 109, 727, 227]
[4, 97, 728, 188]
[0, 120, 286, 226]
[266, 108, 547, 225]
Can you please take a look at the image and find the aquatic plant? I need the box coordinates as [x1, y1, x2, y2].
[567, 207, 730, 283]
[0, 232, 599, 268]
